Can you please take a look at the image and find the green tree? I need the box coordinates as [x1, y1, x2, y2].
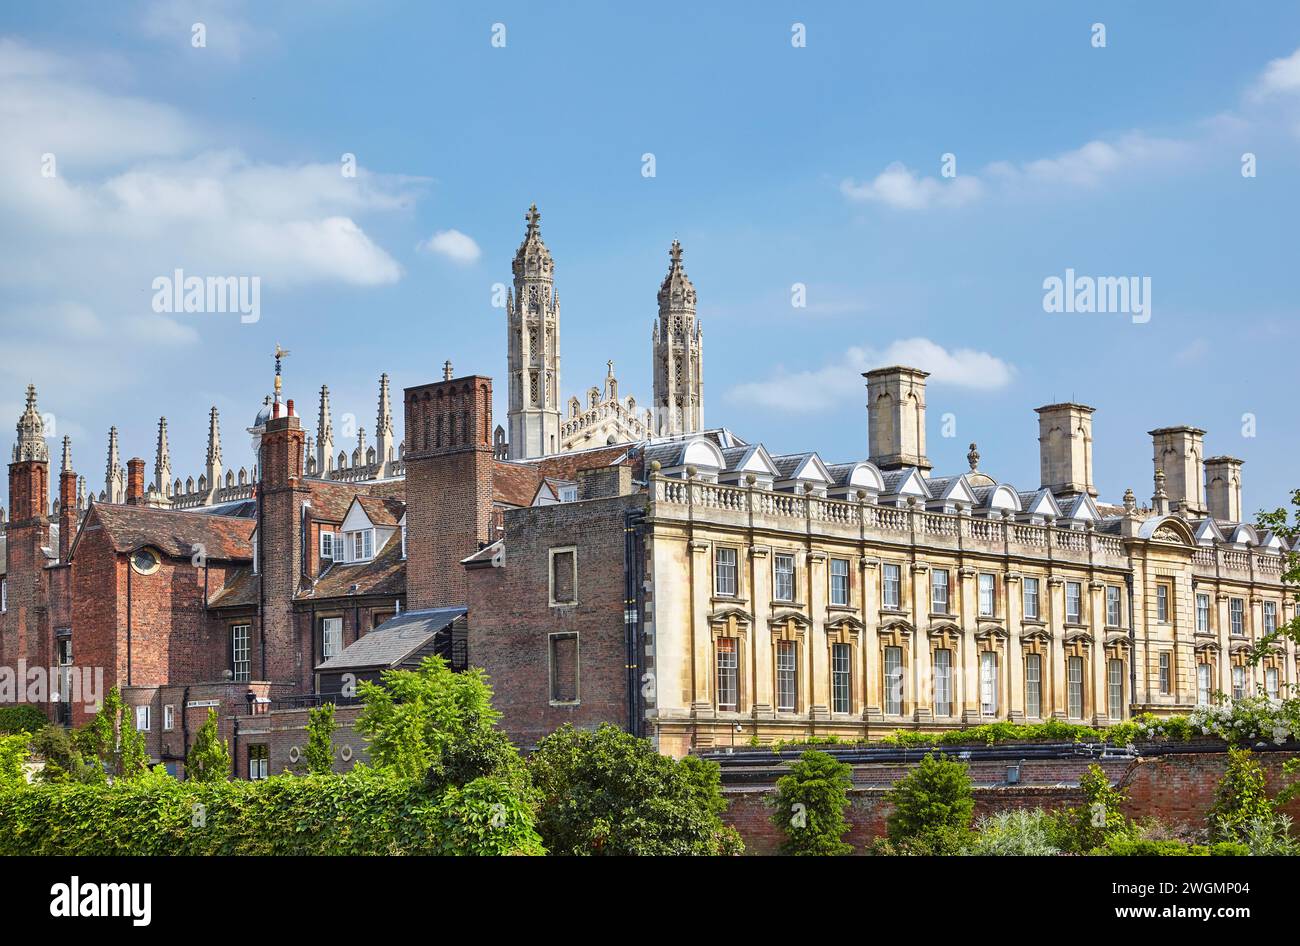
[78, 687, 147, 781]
[530, 724, 742, 855]
[883, 751, 974, 854]
[354, 656, 500, 781]
[1254, 489, 1300, 663]
[1055, 763, 1132, 853]
[186, 707, 231, 782]
[304, 702, 337, 775]
[1208, 747, 1275, 843]
[770, 749, 853, 855]
[29, 724, 99, 784]
[0, 734, 30, 791]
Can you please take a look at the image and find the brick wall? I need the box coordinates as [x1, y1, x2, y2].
[466, 493, 646, 746]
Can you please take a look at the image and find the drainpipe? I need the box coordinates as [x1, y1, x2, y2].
[1126, 573, 1136, 715]
[624, 507, 646, 738]
[126, 562, 133, 687]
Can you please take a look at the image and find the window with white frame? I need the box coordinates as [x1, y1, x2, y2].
[831, 643, 851, 714]
[1230, 598, 1244, 636]
[1158, 652, 1170, 695]
[714, 547, 737, 597]
[1106, 586, 1122, 627]
[320, 530, 335, 559]
[1108, 658, 1124, 719]
[1067, 656, 1084, 719]
[979, 651, 998, 717]
[776, 640, 797, 712]
[232, 624, 250, 682]
[322, 617, 343, 659]
[1196, 593, 1211, 633]
[1156, 584, 1170, 623]
[1, 577, 6, 612]
[1197, 663, 1212, 707]
[1263, 601, 1277, 635]
[978, 573, 996, 617]
[248, 744, 268, 781]
[773, 553, 795, 602]
[716, 638, 738, 710]
[883, 646, 903, 715]
[931, 569, 949, 614]
[348, 529, 375, 562]
[1266, 667, 1279, 700]
[1025, 654, 1042, 718]
[135, 704, 150, 731]
[400, 521, 407, 559]
[933, 649, 952, 716]
[163, 704, 175, 731]
[829, 558, 850, 606]
[1232, 665, 1246, 701]
[882, 563, 901, 610]
[1065, 581, 1082, 623]
[1022, 577, 1040, 620]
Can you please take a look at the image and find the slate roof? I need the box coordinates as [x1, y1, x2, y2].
[78, 503, 254, 561]
[208, 568, 260, 609]
[315, 606, 466, 672]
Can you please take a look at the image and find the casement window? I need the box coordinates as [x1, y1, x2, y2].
[348, 529, 374, 562]
[1196, 594, 1211, 633]
[1158, 653, 1170, 695]
[1025, 654, 1042, 718]
[1065, 581, 1082, 623]
[0, 577, 6, 612]
[1022, 577, 1040, 620]
[831, 643, 851, 714]
[1230, 598, 1244, 636]
[549, 547, 577, 606]
[1197, 663, 1212, 707]
[400, 521, 407, 559]
[882, 563, 901, 610]
[979, 651, 999, 717]
[1108, 659, 1124, 719]
[320, 530, 335, 559]
[549, 632, 579, 704]
[978, 573, 996, 617]
[135, 705, 151, 731]
[232, 624, 251, 682]
[1263, 601, 1277, 635]
[1266, 667, 1279, 700]
[1232, 665, 1246, 701]
[773, 553, 795, 602]
[776, 640, 797, 712]
[715, 638, 739, 711]
[163, 705, 175, 731]
[1156, 584, 1170, 623]
[1067, 656, 1084, 719]
[883, 646, 903, 715]
[1106, 586, 1122, 627]
[933, 649, 952, 716]
[930, 569, 949, 614]
[829, 558, 850, 606]
[322, 617, 343, 659]
[248, 744, 269, 781]
[714, 547, 738, 597]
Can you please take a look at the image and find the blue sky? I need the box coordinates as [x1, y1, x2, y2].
[2, 1, 1298, 514]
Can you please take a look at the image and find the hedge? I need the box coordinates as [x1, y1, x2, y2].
[0, 765, 544, 856]
[0, 705, 48, 735]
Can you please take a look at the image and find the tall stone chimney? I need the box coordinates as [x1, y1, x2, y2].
[1034, 402, 1097, 499]
[59, 437, 76, 563]
[1149, 426, 1206, 517]
[864, 366, 931, 472]
[126, 458, 146, 505]
[1204, 456, 1244, 523]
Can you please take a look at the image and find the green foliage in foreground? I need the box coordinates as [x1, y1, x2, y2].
[881, 752, 974, 855]
[0, 705, 48, 735]
[0, 765, 543, 856]
[530, 724, 742, 856]
[771, 750, 854, 855]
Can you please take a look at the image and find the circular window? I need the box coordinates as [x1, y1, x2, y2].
[130, 547, 161, 575]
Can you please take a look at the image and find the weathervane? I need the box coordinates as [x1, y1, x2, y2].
[274, 344, 291, 398]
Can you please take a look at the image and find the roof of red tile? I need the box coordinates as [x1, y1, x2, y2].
[74, 503, 254, 562]
[492, 460, 542, 507]
[355, 495, 405, 527]
[208, 567, 260, 609]
[306, 479, 366, 522]
[300, 531, 405, 600]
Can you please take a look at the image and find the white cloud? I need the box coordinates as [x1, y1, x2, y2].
[841, 162, 983, 209]
[1250, 46, 1300, 100]
[417, 229, 482, 265]
[139, 0, 272, 63]
[727, 338, 1014, 414]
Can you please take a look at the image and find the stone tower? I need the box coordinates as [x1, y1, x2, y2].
[506, 204, 561, 459]
[5, 385, 51, 669]
[1149, 425, 1207, 517]
[652, 240, 704, 437]
[865, 366, 931, 472]
[1035, 402, 1098, 499]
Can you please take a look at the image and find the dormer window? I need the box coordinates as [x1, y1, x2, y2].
[558, 485, 578, 502]
[348, 529, 375, 562]
[320, 531, 336, 559]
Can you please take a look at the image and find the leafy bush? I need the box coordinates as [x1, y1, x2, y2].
[1100, 837, 1209, 856]
[304, 702, 336, 775]
[1208, 747, 1274, 842]
[0, 765, 543, 855]
[770, 750, 853, 855]
[186, 707, 230, 781]
[883, 751, 974, 854]
[1241, 815, 1300, 856]
[1056, 764, 1134, 853]
[0, 705, 48, 734]
[28, 725, 101, 784]
[968, 809, 1061, 856]
[0, 734, 30, 791]
[529, 724, 742, 855]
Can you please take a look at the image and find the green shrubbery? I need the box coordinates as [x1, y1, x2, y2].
[770, 750, 854, 855]
[0, 705, 48, 735]
[875, 751, 974, 855]
[966, 810, 1061, 856]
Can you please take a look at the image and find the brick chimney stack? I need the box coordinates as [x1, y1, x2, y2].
[126, 458, 146, 505]
[59, 436, 76, 563]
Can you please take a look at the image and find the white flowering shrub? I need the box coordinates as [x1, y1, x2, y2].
[1134, 696, 1300, 746]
